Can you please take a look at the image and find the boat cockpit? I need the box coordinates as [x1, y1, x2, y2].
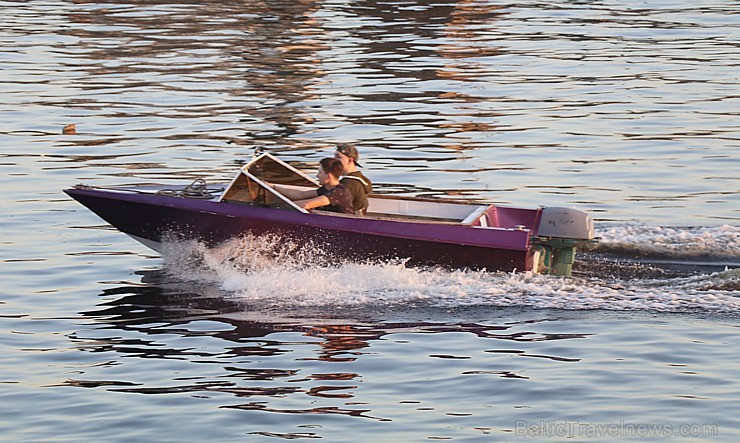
[220, 153, 535, 229]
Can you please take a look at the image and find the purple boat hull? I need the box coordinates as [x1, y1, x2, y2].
[65, 187, 538, 272]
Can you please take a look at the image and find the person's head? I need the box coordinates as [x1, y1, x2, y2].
[334, 143, 361, 172]
[318, 157, 344, 185]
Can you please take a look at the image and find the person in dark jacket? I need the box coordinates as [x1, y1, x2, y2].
[334, 143, 372, 214]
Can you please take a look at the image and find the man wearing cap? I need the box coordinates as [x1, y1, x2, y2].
[334, 143, 372, 214]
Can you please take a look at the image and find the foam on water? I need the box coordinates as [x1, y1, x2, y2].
[160, 225, 740, 315]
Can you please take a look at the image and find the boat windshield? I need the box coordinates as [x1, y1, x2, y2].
[247, 154, 318, 187]
[219, 153, 315, 212]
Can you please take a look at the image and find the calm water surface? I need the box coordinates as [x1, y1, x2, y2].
[1, 0, 739, 441]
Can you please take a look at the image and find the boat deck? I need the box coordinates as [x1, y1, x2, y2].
[366, 195, 491, 226]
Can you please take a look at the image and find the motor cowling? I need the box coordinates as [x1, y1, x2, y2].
[534, 207, 596, 276]
[537, 207, 595, 240]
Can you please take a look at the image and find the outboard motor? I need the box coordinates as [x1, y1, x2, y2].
[535, 207, 596, 276]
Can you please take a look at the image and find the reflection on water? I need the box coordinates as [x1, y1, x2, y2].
[57, 270, 737, 440]
[70, 270, 591, 415]
[3, 0, 737, 221]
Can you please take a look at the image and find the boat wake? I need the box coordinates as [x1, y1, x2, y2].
[593, 224, 739, 260]
[159, 224, 740, 315]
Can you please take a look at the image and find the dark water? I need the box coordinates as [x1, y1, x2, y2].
[1, 0, 739, 441]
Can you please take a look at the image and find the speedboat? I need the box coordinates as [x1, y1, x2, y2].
[65, 152, 596, 275]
